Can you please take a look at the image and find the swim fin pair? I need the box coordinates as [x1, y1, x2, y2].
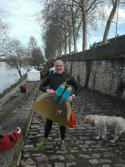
[53, 82, 72, 105]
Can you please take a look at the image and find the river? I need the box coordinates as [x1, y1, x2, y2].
[0, 62, 27, 94]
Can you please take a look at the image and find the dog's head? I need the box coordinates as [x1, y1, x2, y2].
[85, 115, 95, 126]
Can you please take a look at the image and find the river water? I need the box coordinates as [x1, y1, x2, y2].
[0, 62, 27, 94]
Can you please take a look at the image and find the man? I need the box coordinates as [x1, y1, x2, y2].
[36, 60, 81, 151]
[20, 85, 23, 98]
[20, 84, 26, 98]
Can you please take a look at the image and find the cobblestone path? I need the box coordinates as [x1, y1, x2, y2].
[19, 88, 125, 167]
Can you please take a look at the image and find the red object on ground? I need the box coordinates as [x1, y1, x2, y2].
[0, 128, 22, 153]
[67, 110, 76, 128]
[24, 86, 26, 93]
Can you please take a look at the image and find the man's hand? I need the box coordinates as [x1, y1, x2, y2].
[66, 96, 73, 102]
[46, 89, 55, 95]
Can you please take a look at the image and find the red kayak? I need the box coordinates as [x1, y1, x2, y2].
[0, 127, 22, 153]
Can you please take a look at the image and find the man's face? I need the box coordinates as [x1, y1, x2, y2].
[55, 61, 64, 74]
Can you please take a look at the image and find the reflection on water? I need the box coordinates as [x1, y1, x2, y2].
[0, 62, 27, 94]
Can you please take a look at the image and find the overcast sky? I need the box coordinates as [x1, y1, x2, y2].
[0, 0, 125, 52]
[0, 0, 43, 47]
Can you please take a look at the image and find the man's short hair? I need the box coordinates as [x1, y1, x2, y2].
[54, 60, 64, 66]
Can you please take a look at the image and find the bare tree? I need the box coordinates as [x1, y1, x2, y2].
[32, 47, 45, 69]
[36, 0, 125, 57]
[70, 0, 104, 51]
[6, 39, 27, 77]
[62, 0, 82, 54]
[36, 0, 82, 59]
[0, 10, 10, 56]
[27, 35, 38, 64]
[37, 1, 64, 59]
[27, 36, 45, 68]
[28, 35, 38, 53]
[102, 0, 121, 44]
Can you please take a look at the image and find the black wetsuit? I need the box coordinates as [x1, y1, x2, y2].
[39, 72, 81, 140]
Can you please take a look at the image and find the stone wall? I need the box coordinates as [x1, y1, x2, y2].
[64, 59, 125, 100]
[48, 39, 125, 100]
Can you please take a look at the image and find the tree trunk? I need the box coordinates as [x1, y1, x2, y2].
[72, 24, 77, 53]
[17, 67, 22, 77]
[57, 24, 60, 57]
[69, 30, 72, 55]
[82, 0, 87, 51]
[59, 39, 62, 57]
[71, 2, 77, 53]
[102, 0, 120, 44]
[65, 31, 67, 55]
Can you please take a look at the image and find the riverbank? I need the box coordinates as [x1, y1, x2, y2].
[0, 80, 41, 167]
[0, 62, 27, 95]
[0, 76, 27, 99]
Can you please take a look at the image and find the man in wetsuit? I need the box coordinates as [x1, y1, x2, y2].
[36, 60, 81, 151]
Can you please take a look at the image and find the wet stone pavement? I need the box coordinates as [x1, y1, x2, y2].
[19, 88, 125, 167]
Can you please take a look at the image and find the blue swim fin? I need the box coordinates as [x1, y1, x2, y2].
[59, 85, 73, 105]
[53, 82, 67, 102]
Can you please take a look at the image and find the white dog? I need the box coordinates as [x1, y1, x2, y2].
[85, 114, 125, 143]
